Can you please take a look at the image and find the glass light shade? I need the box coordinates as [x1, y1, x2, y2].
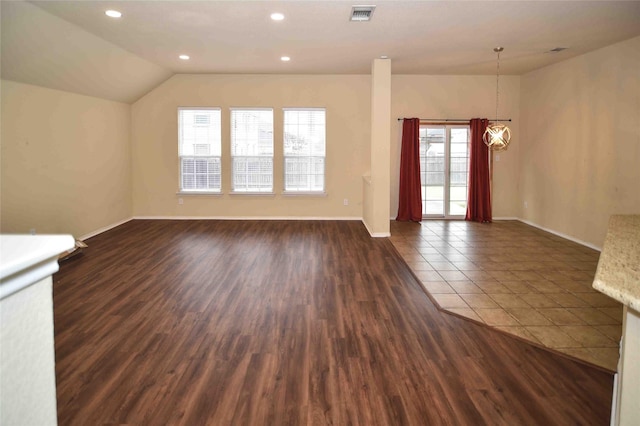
[483, 124, 511, 151]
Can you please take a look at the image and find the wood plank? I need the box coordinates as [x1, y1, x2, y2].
[53, 220, 613, 425]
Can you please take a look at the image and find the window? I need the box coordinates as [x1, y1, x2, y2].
[231, 109, 274, 192]
[419, 125, 470, 217]
[283, 109, 326, 192]
[178, 108, 221, 192]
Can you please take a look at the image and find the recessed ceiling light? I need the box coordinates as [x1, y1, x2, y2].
[271, 12, 285, 21]
[105, 10, 122, 18]
[179, 55, 190, 60]
[281, 56, 291, 62]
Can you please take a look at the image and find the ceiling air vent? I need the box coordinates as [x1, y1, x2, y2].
[350, 5, 376, 22]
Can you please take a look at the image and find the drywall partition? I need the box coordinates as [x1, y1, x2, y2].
[0, 80, 132, 238]
[390, 75, 521, 219]
[0, 235, 74, 426]
[131, 74, 370, 219]
[364, 59, 392, 236]
[520, 36, 640, 248]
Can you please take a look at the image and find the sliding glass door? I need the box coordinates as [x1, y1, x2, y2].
[419, 125, 470, 218]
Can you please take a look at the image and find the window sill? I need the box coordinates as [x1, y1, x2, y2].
[176, 191, 223, 196]
[282, 191, 327, 197]
[229, 191, 276, 197]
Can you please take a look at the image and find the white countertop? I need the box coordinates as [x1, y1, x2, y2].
[593, 215, 640, 311]
[0, 234, 74, 300]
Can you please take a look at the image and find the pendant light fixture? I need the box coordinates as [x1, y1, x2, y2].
[483, 47, 511, 151]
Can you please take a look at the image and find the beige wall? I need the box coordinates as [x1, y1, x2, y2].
[1, 80, 132, 237]
[131, 74, 370, 218]
[520, 36, 640, 248]
[390, 75, 521, 219]
[3, 36, 635, 246]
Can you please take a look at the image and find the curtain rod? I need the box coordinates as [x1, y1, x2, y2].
[397, 118, 511, 122]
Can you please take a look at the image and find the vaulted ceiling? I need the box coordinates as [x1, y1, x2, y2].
[2, 1, 640, 103]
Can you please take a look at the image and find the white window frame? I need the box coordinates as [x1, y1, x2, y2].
[419, 124, 470, 219]
[178, 107, 222, 194]
[283, 108, 326, 194]
[230, 108, 274, 193]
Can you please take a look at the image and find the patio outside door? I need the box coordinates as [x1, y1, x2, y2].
[419, 125, 470, 218]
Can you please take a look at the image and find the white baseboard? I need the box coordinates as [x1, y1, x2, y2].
[362, 219, 391, 238]
[388, 216, 519, 221]
[78, 217, 133, 241]
[517, 218, 602, 252]
[371, 232, 391, 237]
[78, 216, 364, 241]
[384, 214, 598, 251]
[362, 218, 374, 236]
[132, 215, 362, 221]
[73, 215, 598, 252]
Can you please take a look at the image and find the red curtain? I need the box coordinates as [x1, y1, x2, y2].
[466, 118, 492, 222]
[396, 118, 422, 222]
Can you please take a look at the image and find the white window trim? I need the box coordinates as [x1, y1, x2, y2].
[281, 191, 327, 197]
[230, 108, 274, 193]
[282, 107, 326, 111]
[282, 107, 326, 193]
[229, 191, 276, 196]
[178, 107, 222, 193]
[176, 191, 223, 196]
[419, 124, 470, 219]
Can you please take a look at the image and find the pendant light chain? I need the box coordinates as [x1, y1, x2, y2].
[495, 49, 500, 124]
[483, 46, 511, 151]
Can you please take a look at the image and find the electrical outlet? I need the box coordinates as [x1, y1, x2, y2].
[524, 201, 528, 209]
[178, 198, 184, 205]
[30, 228, 36, 235]
[343, 199, 349, 206]
[495, 154, 501, 162]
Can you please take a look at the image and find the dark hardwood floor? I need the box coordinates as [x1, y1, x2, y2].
[53, 220, 613, 425]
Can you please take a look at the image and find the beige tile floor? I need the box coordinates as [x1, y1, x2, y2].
[390, 220, 622, 371]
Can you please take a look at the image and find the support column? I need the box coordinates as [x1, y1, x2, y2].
[364, 58, 391, 237]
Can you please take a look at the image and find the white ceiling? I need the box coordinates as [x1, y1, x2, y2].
[1, 1, 172, 103]
[2, 0, 640, 103]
